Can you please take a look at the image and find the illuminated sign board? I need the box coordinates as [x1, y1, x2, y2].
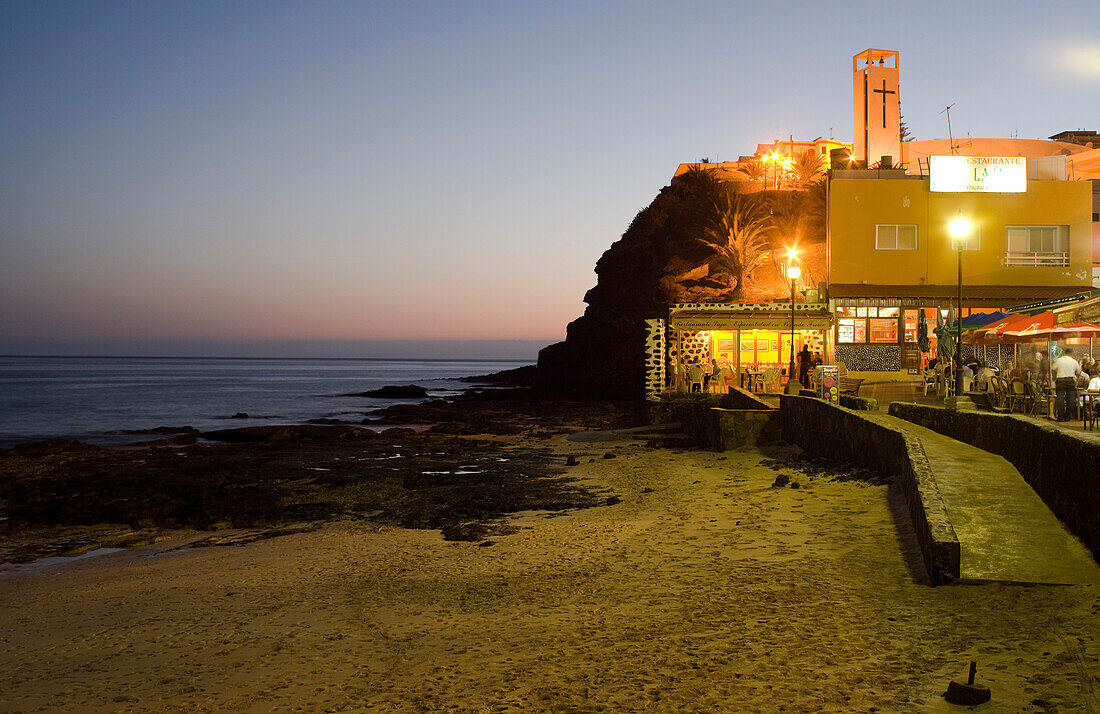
[929, 156, 1026, 193]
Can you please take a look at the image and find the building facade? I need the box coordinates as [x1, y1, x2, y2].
[827, 164, 1093, 374]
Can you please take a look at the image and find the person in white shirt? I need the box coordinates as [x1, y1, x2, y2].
[974, 361, 995, 391]
[1051, 348, 1082, 421]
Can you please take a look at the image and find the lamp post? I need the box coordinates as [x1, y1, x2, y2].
[760, 154, 769, 190]
[948, 216, 971, 398]
[787, 261, 801, 389]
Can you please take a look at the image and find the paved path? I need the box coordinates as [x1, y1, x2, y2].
[875, 414, 1100, 585]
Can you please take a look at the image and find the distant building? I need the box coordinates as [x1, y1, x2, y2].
[1049, 130, 1100, 147]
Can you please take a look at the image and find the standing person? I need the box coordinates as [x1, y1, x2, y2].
[1051, 347, 1082, 421]
[1037, 351, 1051, 386]
[797, 345, 812, 388]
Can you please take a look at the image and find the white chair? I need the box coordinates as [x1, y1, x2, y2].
[714, 367, 735, 392]
[686, 364, 706, 393]
[760, 366, 777, 393]
[922, 369, 937, 396]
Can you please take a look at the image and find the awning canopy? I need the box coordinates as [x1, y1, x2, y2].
[669, 311, 833, 331]
[830, 284, 1090, 305]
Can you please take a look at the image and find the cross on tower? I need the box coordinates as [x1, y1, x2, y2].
[872, 79, 895, 128]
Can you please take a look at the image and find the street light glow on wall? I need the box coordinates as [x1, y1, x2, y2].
[948, 215, 971, 399]
[787, 263, 801, 390]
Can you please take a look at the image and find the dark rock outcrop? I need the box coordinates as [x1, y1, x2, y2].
[536, 171, 826, 400]
[349, 385, 429, 399]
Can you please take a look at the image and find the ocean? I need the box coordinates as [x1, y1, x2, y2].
[0, 356, 531, 448]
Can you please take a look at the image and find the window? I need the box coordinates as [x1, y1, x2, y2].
[838, 319, 856, 343]
[869, 318, 898, 343]
[876, 224, 917, 250]
[1005, 225, 1069, 266]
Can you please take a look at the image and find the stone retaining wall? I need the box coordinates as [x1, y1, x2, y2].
[779, 396, 960, 585]
[889, 402, 1100, 562]
[682, 408, 779, 451]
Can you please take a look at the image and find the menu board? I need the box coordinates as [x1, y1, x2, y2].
[820, 366, 840, 403]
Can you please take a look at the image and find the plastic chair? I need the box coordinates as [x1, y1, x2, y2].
[1025, 380, 1051, 417]
[922, 369, 937, 396]
[1008, 379, 1030, 413]
[686, 364, 706, 393]
[715, 367, 735, 392]
[760, 367, 777, 393]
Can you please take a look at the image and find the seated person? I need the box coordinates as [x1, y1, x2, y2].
[927, 357, 939, 371]
[1008, 359, 1032, 381]
[974, 360, 995, 390]
[1090, 374, 1100, 391]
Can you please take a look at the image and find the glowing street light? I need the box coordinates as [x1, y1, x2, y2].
[787, 260, 802, 390]
[948, 216, 971, 399]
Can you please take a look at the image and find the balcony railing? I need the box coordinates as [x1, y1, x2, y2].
[1003, 251, 1069, 267]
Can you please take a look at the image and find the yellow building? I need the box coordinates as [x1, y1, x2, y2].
[827, 164, 1094, 375]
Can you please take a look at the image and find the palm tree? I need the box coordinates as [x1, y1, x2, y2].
[737, 159, 766, 184]
[791, 149, 824, 186]
[698, 193, 772, 297]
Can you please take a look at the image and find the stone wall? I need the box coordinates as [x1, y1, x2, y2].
[839, 394, 878, 411]
[668, 330, 710, 370]
[682, 408, 779, 451]
[644, 319, 665, 402]
[779, 396, 960, 585]
[836, 344, 901, 372]
[889, 402, 1100, 561]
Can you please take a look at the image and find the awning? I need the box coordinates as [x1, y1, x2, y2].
[669, 312, 833, 331]
[829, 284, 1090, 304]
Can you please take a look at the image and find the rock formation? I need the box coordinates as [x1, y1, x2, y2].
[537, 170, 826, 400]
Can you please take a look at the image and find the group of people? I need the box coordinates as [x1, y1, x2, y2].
[1050, 348, 1100, 421]
[930, 348, 1100, 422]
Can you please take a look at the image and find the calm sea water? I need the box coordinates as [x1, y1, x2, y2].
[0, 356, 531, 448]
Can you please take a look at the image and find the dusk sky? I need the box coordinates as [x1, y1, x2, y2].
[2, 1, 1098, 358]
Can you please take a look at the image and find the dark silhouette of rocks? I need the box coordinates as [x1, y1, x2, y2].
[348, 385, 429, 399]
[536, 171, 826, 400]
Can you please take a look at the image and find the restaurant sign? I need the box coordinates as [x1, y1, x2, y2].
[929, 156, 1026, 193]
[1053, 294, 1100, 326]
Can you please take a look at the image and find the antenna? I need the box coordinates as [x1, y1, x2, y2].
[940, 104, 956, 155]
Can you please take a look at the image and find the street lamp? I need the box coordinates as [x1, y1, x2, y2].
[948, 216, 971, 398]
[787, 259, 801, 390]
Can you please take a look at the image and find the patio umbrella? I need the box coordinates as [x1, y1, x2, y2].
[973, 312, 1048, 344]
[935, 308, 956, 362]
[917, 310, 931, 355]
[957, 310, 1010, 332]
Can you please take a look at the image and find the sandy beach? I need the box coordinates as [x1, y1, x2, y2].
[2, 427, 1098, 713]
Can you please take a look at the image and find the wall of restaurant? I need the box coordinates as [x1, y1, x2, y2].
[829, 178, 1093, 287]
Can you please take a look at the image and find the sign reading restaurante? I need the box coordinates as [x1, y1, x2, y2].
[929, 156, 1026, 193]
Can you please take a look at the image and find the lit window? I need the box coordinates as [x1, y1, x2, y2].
[869, 318, 898, 343]
[838, 319, 855, 343]
[876, 224, 918, 250]
[1005, 226, 1069, 266]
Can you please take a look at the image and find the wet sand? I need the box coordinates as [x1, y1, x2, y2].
[1, 432, 1098, 712]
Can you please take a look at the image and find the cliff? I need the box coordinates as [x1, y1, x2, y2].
[537, 170, 826, 400]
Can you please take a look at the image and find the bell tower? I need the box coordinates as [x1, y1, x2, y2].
[853, 49, 900, 166]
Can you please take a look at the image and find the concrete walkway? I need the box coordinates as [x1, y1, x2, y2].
[874, 414, 1100, 585]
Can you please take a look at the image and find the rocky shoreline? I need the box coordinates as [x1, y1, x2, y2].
[0, 373, 647, 566]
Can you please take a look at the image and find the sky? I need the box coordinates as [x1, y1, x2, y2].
[2, 1, 1098, 359]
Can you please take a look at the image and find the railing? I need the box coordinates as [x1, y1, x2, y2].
[1003, 251, 1069, 267]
